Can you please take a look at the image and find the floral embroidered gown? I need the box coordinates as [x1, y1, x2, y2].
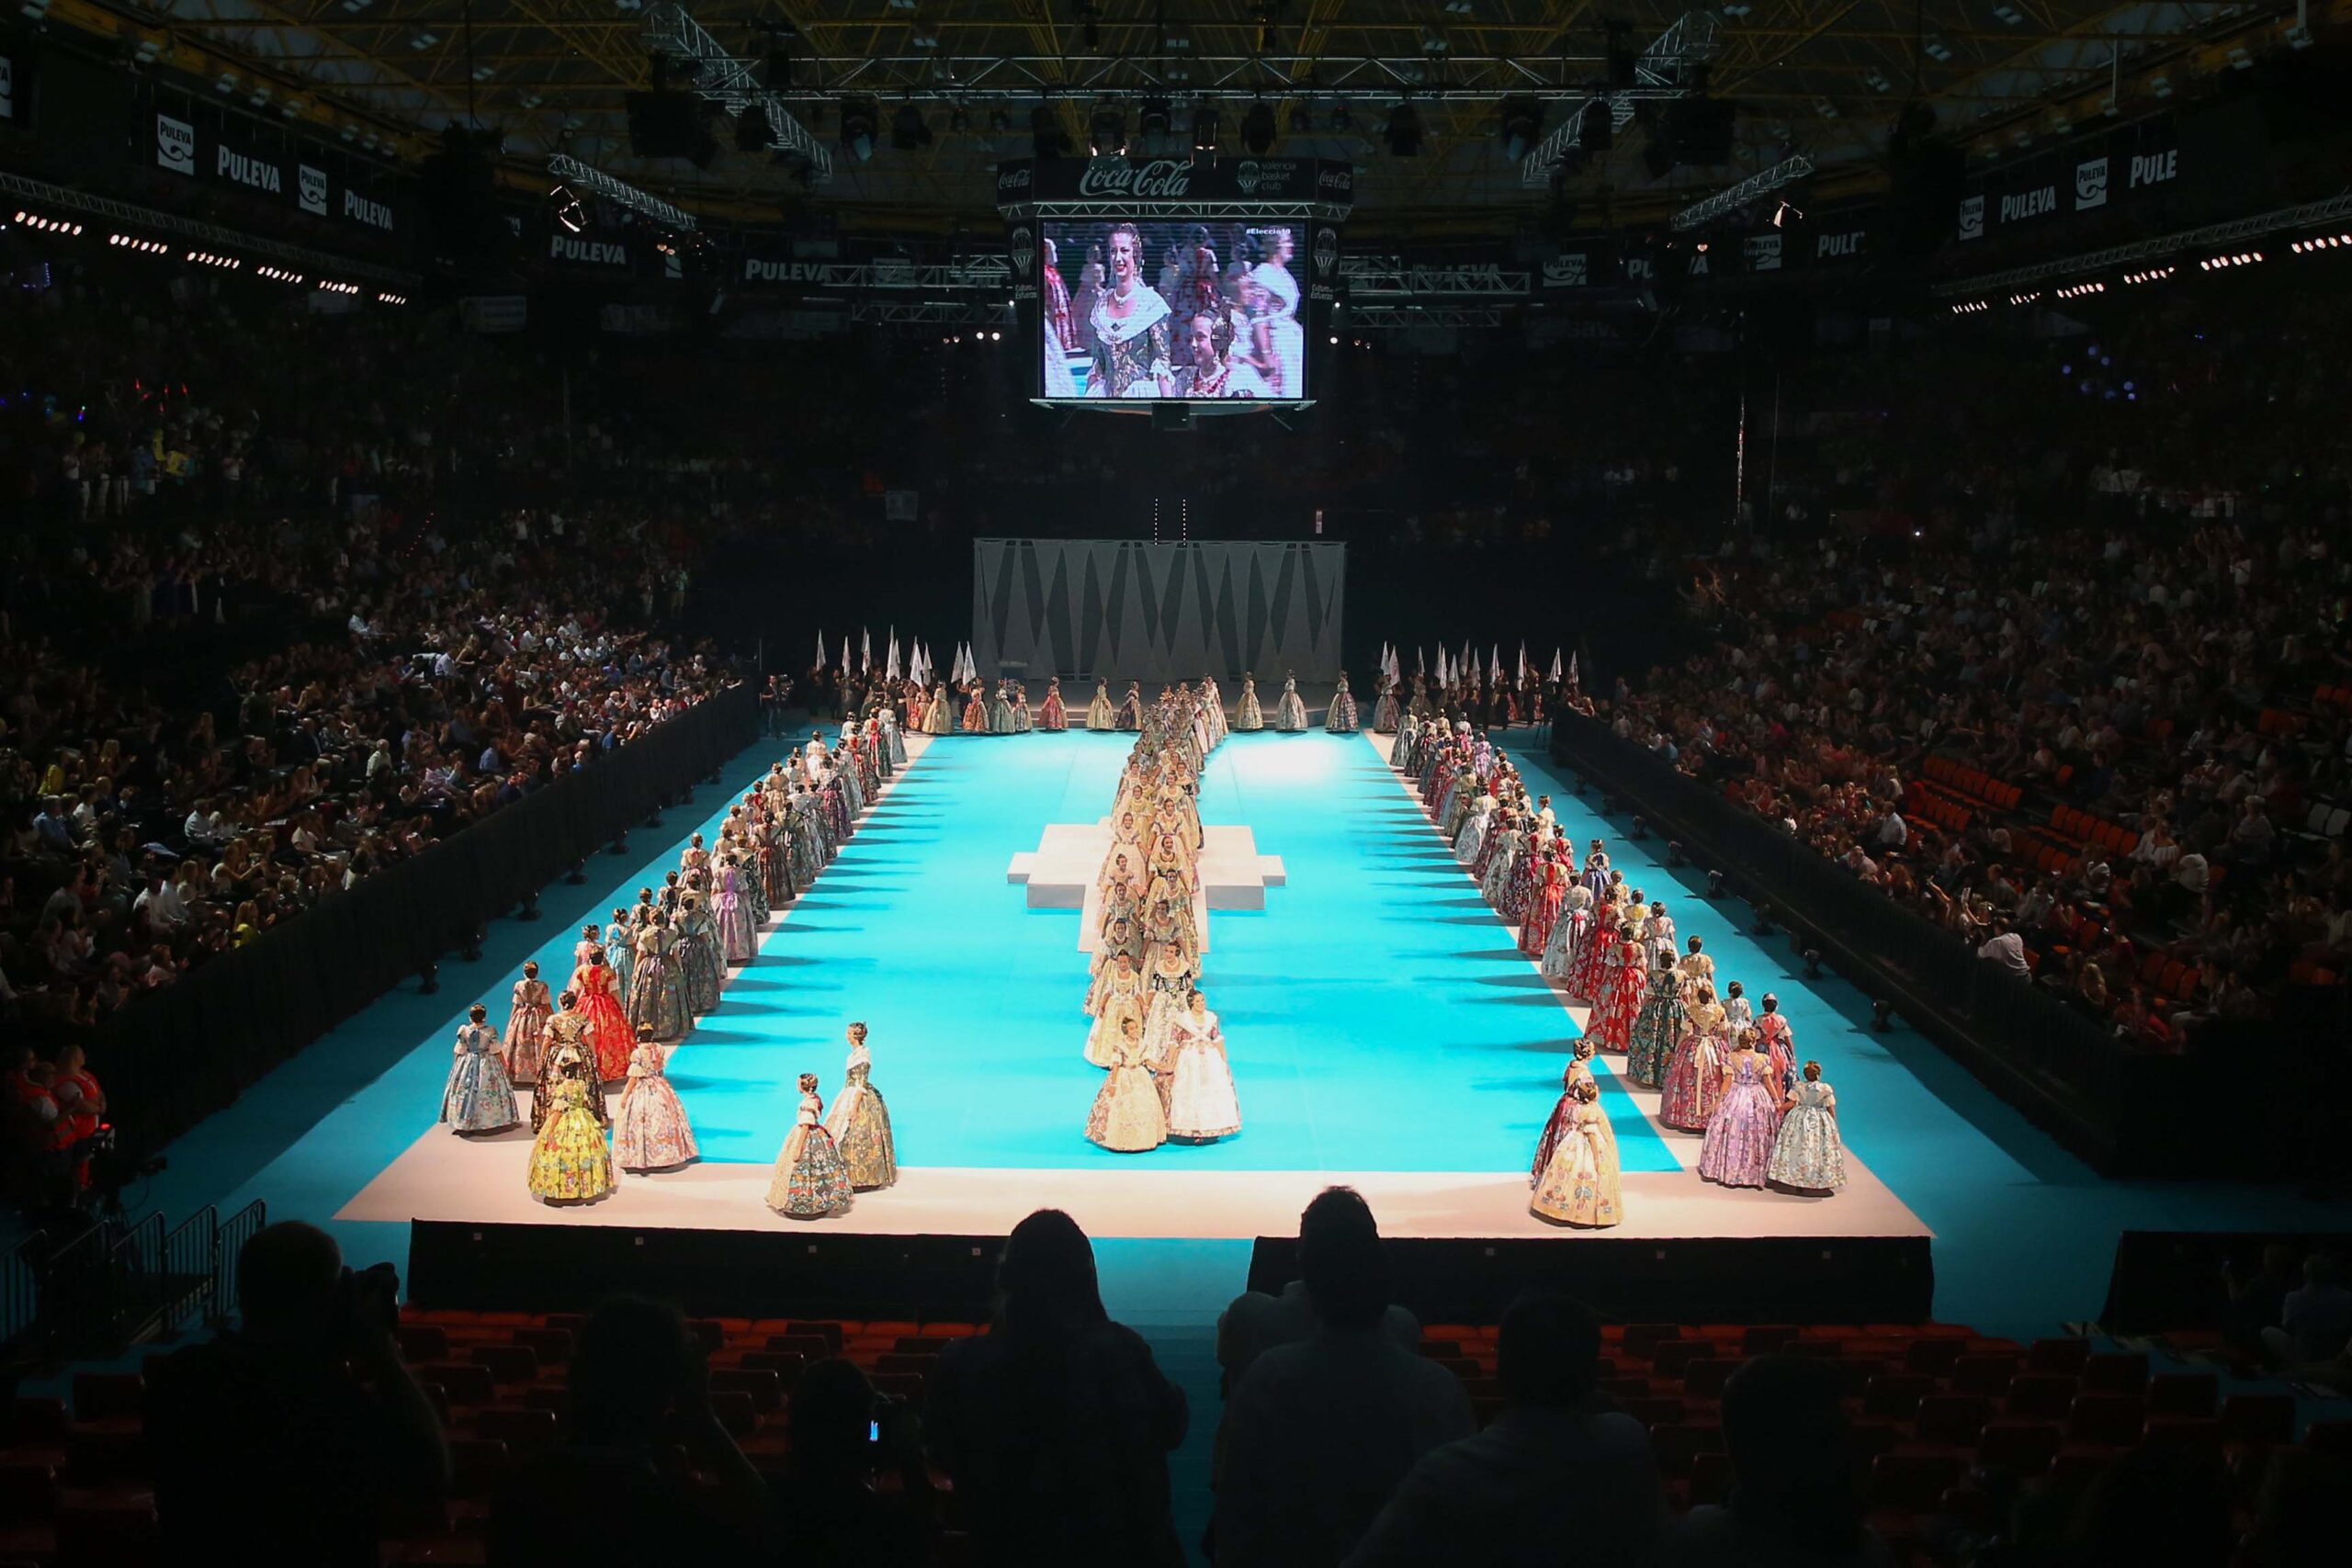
[678, 908, 724, 1017]
[1038, 679, 1069, 731]
[442, 1021, 520, 1133]
[1372, 677, 1401, 734]
[714, 863, 756, 966]
[1540, 899, 1590, 984]
[766, 1089, 854, 1219]
[1531, 1100, 1623, 1228]
[922, 686, 954, 735]
[1623, 960, 1687, 1089]
[1086, 680, 1117, 730]
[612, 1041, 698, 1172]
[1234, 678, 1265, 732]
[503, 977, 554, 1084]
[1326, 674, 1359, 734]
[1586, 937, 1649, 1055]
[1086, 1028, 1168, 1153]
[627, 925, 691, 1043]
[1273, 677, 1307, 732]
[573, 962, 633, 1082]
[1086, 967, 1148, 1067]
[1768, 1077, 1848, 1191]
[1165, 1005, 1240, 1142]
[526, 1048, 613, 1204]
[1699, 1050, 1782, 1188]
[961, 685, 989, 733]
[1659, 1000, 1729, 1132]
[1528, 1058, 1597, 1185]
[1521, 858, 1566, 958]
[823, 1043, 898, 1190]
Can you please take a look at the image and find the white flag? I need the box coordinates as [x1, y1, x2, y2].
[887, 635, 900, 682]
[1518, 641, 1529, 681]
[1416, 646, 1425, 675]
[1437, 648, 1450, 686]
[816, 629, 827, 669]
[1490, 646, 1503, 684]
[1568, 651, 1580, 685]
[842, 636, 851, 675]
[861, 627, 872, 672]
[1549, 648, 1564, 683]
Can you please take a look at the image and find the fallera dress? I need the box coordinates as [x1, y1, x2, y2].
[1086, 969, 1148, 1067]
[1164, 1006, 1240, 1142]
[1623, 964, 1688, 1089]
[1585, 938, 1649, 1055]
[611, 1042, 698, 1172]
[1659, 1002, 1729, 1132]
[441, 1021, 521, 1133]
[714, 863, 756, 966]
[626, 927, 691, 1043]
[572, 964, 633, 1082]
[678, 910, 724, 1016]
[1086, 681, 1117, 730]
[503, 977, 553, 1084]
[1273, 677, 1307, 732]
[823, 1043, 898, 1190]
[1768, 1078, 1848, 1192]
[1234, 679, 1265, 732]
[1528, 1060, 1595, 1185]
[1698, 1052, 1783, 1188]
[1085, 1032, 1168, 1153]
[526, 1070, 614, 1203]
[1372, 679, 1401, 734]
[1325, 675, 1359, 734]
[1530, 1100, 1623, 1228]
[767, 1089, 854, 1218]
[922, 688, 953, 735]
[1038, 680, 1069, 731]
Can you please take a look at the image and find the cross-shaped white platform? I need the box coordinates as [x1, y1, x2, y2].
[1008, 820, 1286, 952]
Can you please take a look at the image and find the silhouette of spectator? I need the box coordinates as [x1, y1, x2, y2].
[1348, 1292, 1663, 1565]
[147, 1220, 447, 1566]
[928, 1208, 1190, 1567]
[1216, 1186, 1475, 1566]
[1668, 1355, 1884, 1568]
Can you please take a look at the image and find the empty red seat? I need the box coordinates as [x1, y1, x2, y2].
[475, 1406, 559, 1454]
[1903, 1337, 1967, 1377]
[1951, 1356, 2018, 1397]
[1862, 1373, 1937, 1422]
[418, 1362, 496, 1408]
[1622, 1325, 1681, 1360]
[2065, 1392, 2146, 1447]
[2146, 1372, 2217, 1418]
[514, 1325, 573, 1365]
[1977, 1420, 2062, 1473]
[1914, 1394, 1992, 1449]
[1871, 1452, 1964, 1512]
[2222, 1393, 2295, 1447]
[2004, 1373, 2078, 1420]
[69, 1374, 143, 1425]
[1682, 1359, 1738, 1399]
[469, 1344, 539, 1385]
[2027, 1338, 2090, 1375]
[710, 1368, 785, 1414]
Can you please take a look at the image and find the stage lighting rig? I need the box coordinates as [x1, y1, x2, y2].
[1091, 104, 1127, 154]
[1031, 104, 1069, 158]
[550, 182, 587, 233]
[546, 152, 696, 232]
[1499, 96, 1542, 162]
[1242, 98, 1276, 154]
[842, 99, 878, 161]
[891, 101, 933, 150]
[1193, 101, 1221, 155]
[1385, 100, 1422, 156]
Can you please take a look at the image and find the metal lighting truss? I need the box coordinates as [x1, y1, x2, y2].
[1520, 12, 1721, 188]
[1929, 191, 2352, 299]
[1671, 152, 1815, 231]
[1343, 305, 1507, 331]
[643, 4, 832, 186]
[851, 299, 1020, 326]
[749, 52, 1675, 103]
[547, 153, 698, 232]
[771, 256, 1012, 293]
[1341, 254, 1532, 299]
[0, 169, 418, 289]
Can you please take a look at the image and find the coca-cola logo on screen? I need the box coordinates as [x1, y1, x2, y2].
[1075, 158, 1193, 199]
[996, 164, 1031, 192]
[1317, 166, 1352, 194]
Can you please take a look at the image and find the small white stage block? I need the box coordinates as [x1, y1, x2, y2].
[1008, 821, 1286, 952]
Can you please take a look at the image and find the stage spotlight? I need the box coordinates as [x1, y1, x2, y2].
[947, 103, 970, 133]
[1193, 102, 1220, 154]
[1706, 869, 1724, 898]
[1329, 101, 1352, 133]
[1242, 97, 1276, 154]
[891, 100, 932, 150]
[1871, 998, 1894, 1033]
[515, 890, 542, 922]
[842, 98, 878, 161]
[1385, 100, 1422, 155]
[1140, 96, 1172, 141]
[1091, 104, 1127, 155]
[1499, 96, 1543, 162]
[550, 182, 586, 231]
[1031, 104, 1068, 157]
[1751, 903, 1775, 936]
[1804, 949, 1825, 979]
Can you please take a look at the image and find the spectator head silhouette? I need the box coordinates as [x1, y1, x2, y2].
[568, 1295, 694, 1444]
[236, 1220, 345, 1344]
[1297, 1185, 1393, 1332]
[1720, 1355, 1863, 1555]
[1498, 1292, 1601, 1412]
[2068, 1441, 2233, 1568]
[789, 1357, 879, 1476]
[997, 1208, 1108, 1340]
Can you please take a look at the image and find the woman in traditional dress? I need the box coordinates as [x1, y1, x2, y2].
[1623, 946, 1687, 1089]
[1086, 678, 1117, 730]
[879, 705, 910, 765]
[713, 855, 756, 967]
[1372, 673, 1402, 734]
[1164, 990, 1240, 1143]
[1528, 1041, 1599, 1185]
[526, 1037, 613, 1204]
[1325, 672, 1359, 734]
[1085, 952, 1148, 1067]
[442, 1004, 521, 1134]
[1116, 682, 1144, 731]
[612, 1028, 698, 1173]
[1521, 848, 1567, 958]
[605, 908, 638, 1010]
[1698, 1031, 1783, 1189]
[1038, 678, 1069, 731]
[676, 894, 724, 1018]
[503, 961, 554, 1085]
[1566, 908, 1617, 1004]
[1273, 672, 1308, 732]
[1479, 813, 1525, 912]
[1676, 934, 1717, 1005]
[1390, 713, 1420, 771]
[1085, 1015, 1168, 1154]
[1234, 673, 1265, 732]
[1139, 936, 1198, 1068]
[956, 682, 984, 734]
[1530, 1080, 1622, 1228]
[1768, 1061, 1848, 1193]
[822, 1021, 897, 1190]
[627, 916, 690, 1043]
[989, 680, 1019, 735]
[1659, 981, 1730, 1132]
[1585, 925, 1649, 1055]
[573, 950, 633, 1082]
[922, 682, 954, 736]
[766, 1073, 854, 1219]
[1453, 787, 1496, 867]
[1539, 883, 1592, 984]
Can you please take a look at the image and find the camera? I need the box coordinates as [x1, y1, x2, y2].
[335, 1260, 403, 1340]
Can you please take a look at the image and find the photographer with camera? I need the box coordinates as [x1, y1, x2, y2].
[147, 1220, 448, 1566]
[773, 1358, 937, 1568]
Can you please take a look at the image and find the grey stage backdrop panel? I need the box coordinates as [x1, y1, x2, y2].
[972, 540, 1346, 682]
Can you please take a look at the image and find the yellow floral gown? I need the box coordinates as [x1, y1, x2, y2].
[822, 1044, 898, 1190]
[1530, 1100, 1623, 1227]
[526, 1074, 615, 1204]
[1086, 1032, 1167, 1153]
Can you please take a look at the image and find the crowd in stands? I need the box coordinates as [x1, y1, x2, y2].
[6, 1199, 2314, 1567]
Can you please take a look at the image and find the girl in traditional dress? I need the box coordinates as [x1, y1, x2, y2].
[1453, 787, 1496, 866]
[1390, 714, 1420, 770]
[1530, 1080, 1622, 1228]
[1038, 678, 1069, 731]
[1116, 682, 1144, 731]
[1273, 672, 1308, 732]
[1623, 946, 1687, 1089]
[627, 917, 690, 1043]
[959, 682, 987, 733]
[503, 961, 554, 1084]
[989, 681, 1019, 735]
[1165, 989, 1240, 1143]
[880, 705, 910, 764]
[713, 855, 755, 967]
[1660, 982, 1731, 1132]
[1753, 992, 1798, 1101]
[1372, 674, 1401, 734]
[766, 1073, 854, 1219]
[1326, 672, 1359, 734]
[442, 1004, 521, 1134]
[1480, 814, 1525, 911]
[1566, 908, 1616, 1004]
[677, 895, 723, 1017]
[1086, 952, 1148, 1067]
[1085, 1015, 1168, 1154]
[1585, 926, 1650, 1055]
[1086, 678, 1117, 730]
[1529, 1041, 1600, 1184]
[605, 908, 638, 1010]
[612, 1027, 698, 1173]
[922, 683, 954, 736]
[822, 1021, 897, 1190]
[1235, 674, 1265, 732]
[1140, 936, 1198, 1066]
[1768, 1061, 1848, 1193]
[526, 1038, 613, 1204]
[1011, 682, 1035, 733]
[1539, 882, 1592, 983]
[573, 951, 633, 1082]
[1521, 849, 1567, 958]
[1677, 935, 1717, 1005]
[1699, 1031, 1783, 1189]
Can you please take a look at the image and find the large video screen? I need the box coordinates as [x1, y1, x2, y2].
[1039, 220, 1306, 402]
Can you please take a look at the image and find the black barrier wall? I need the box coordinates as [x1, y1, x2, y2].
[95, 682, 759, 1160]
[1548, 713, 2199, 1177]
